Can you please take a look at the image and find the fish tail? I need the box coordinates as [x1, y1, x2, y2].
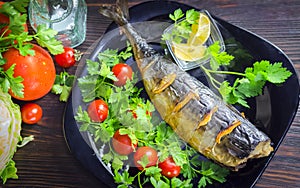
[99, 0, 157, 71]
[98, 0, 129, 26]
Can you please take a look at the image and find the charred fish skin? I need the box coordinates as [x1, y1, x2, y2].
[99, 0, 273, 171]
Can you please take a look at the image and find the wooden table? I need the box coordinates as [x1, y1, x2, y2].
[2, 0, 300, 187]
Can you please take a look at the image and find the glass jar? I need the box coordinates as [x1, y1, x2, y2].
[163, 10, 225, 71]
[28, 0, 87, 48]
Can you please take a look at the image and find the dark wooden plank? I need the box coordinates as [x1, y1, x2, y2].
[2, 0, 300, 187]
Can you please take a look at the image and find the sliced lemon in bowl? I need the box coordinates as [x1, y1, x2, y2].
[188, 13, 211, 46]
[172, 13, 211, 62]
[172, 42, 207, 62]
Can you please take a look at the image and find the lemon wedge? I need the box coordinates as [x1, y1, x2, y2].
[171, 12, 211, 62]
[172, 42, 206, 62]
[188, 13, 211, 46]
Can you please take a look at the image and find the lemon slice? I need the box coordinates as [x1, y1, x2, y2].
[188, 13, 211, 46]
[172, 42, 206, 62]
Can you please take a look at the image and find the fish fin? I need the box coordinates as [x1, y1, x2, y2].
[98, 0, 129, 26]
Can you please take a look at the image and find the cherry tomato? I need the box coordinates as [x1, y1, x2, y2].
[2, 44, 56, 101]
[134, 146, 158, 170]
[21, 103, 43, 124]
[158, 156, 181, 178]
[54, 47, 76, 68]
[112, 130, 137, 155]
[87, 99, 109, 122]
[0, 2, 28, 36]
[112, 63, 133, 87]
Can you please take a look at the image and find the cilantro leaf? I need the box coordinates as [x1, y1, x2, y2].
[208, 42, 234, 71]
[0, 1, 28, 35]
[150, 177, 170, 188]
[34, 25, 64, 55]
[114, 170, 134, 186]
[75, 106, 92, 132]
[169, 8, 184, 22]
[171, 177, 193, 188]
[10, 0, 29, 13]
[51, 71, 75, 102]
[265, 62, 292, 83]
[185, 9, 199, 24]
[198, 161, 229, 188]
[77, 75, 98, 102]
[236, 78, 265, 98]
[0, 64, 24, 98]
[8, 14, 27, 35]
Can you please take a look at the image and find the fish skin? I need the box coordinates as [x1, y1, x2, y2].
[99, 0, 273, 170]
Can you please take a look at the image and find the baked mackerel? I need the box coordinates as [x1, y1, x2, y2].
[99, 0, 273, 170]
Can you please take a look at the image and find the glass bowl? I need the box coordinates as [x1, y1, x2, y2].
[164, 10, 225, 71]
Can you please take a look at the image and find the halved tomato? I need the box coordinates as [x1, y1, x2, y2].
[2, 44, 56, 101]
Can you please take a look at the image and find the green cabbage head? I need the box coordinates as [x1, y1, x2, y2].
[0, 90, 22, 183]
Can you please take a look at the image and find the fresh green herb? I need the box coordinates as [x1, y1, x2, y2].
[0, 0, 64, 97]
[162, 8, 200, 43]
[51, 71, 76, 102]
[198, 161, 229, 188]
[201, 42, 292, 107]
[0, 0, 29, 35]
[0, 63, 24, 97]
[75, 47, 230, 188]
[34, 25, 64, 55]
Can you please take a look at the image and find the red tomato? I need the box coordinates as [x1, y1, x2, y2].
[87, 99, 109, 122]
[158, 156, 181, 178]
[112, 63, 133, 87]
[134, 146, 158, 170]
[0, 2, 28, 36]
[2, 44, 56, 101]
[54, 47, 76, 68]
[112, 130, 137, 155]
[21, 103, 43, 124]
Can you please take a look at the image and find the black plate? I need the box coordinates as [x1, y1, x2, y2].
[63, 1, 300, 188]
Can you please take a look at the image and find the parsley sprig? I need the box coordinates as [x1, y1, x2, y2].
[201, 42, 292, 107]
[75, 47, 229, 188]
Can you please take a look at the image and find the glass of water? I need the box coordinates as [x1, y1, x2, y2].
[28, 0, 87, 47]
